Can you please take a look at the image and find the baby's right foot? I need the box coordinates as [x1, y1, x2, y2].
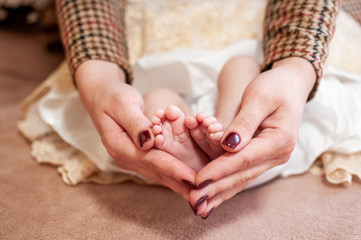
[185, 113, 225, 160]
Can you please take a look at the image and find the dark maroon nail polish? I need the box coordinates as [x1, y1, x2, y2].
[222, 132, 241, 149]
[138, 130, 151, 147]
[188, 202, 198, 216]
[197, 179, 213, 189]
[182, 179, 196, 189]
[202, 207, 215, 220]
[195, 195, 208, 208]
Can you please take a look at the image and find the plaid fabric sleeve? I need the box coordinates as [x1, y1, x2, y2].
[55, 0, 132, 84]
[262, 0, 342, 100]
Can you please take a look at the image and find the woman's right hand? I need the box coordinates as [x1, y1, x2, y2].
[75, 60, 197, 199]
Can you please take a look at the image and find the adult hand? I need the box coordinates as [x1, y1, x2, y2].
[76, 60, 197, 199]
[189, 57, 317, 218]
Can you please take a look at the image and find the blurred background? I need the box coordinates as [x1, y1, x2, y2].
[0, 0, 64, 108]
[0, 0, 62, 52]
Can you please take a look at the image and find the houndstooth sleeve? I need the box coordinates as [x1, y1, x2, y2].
[55, 0, 132, 84]
[262, 0, 342, 100]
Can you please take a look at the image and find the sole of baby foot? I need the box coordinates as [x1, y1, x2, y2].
[152, 105, 209, 172]
[185, 113, 225, 160]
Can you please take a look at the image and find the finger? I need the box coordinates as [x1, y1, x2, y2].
[141, 149, 198, 189]
[192, 157, 278, 205]
[221, 94, 274, 152]
[198, 179, 252, 219]
[196, 129, 289, 186]
[116, 156, 195, 201]
[128, 163, 192, 201]
[109, 101, 155, 150]
[184, 115, 199, 130]
[99, 114, 197, 191]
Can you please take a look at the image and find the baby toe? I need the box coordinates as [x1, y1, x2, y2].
[185, 115, 199, 130]
[152, 125, 162, 135]
[164, 105, 183, 121]
[203, 116, 217, 127]
[154, 134, 165, 148]
[155, 109, 165, 119]
[208, 122, 224, 133]
[151, 115, 161, 125]
[209, 131, 224, 141]
[196, 112, 208, 123]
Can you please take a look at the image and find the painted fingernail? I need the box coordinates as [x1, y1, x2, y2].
[138, 130, 151, 147]
[197, 179, 213, 189]
[202, 207, 215, 220]
[182, 179, 196, 189]
[188, 202, 198, 216]
[195, 195, 208, 208]
[222, 132, 241, 149]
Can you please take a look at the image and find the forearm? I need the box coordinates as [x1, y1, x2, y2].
[55, 0, 132, 83]
[262, 0, 341, 100]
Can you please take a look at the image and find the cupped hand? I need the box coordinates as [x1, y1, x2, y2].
[189, 57, 317, 218]
[75, 60, 197, 200]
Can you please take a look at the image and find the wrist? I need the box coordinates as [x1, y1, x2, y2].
[272, 57, 317, 98]
[75, 60, 127, 108]
[75, 60, 126, 89]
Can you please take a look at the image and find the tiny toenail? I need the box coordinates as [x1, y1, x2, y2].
[138, 130, 151, 147]
[182, 179, 196, 189]
[197, 179, 213, 189]
[195, 195, 208, 208]
[202, 207, 215, 220]
[188, 202, 198, 216]
[222, 132, 241, 149]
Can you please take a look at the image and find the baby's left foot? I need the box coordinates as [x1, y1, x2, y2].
[151, 105, 209, 172]
[185, 113, 225, 160]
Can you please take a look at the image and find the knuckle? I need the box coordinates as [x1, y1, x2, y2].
[143, 157, 157, 170]
[230, 179, 240, 190]
[279, 131, 297, 156]
[268, 128, 297, 158]
[106, 147, 118, 160]
[210, 184, 220, 197]
[279, 154, 291, 165]
[153, 172, 164, 183]
[240, 154, 253, 170]
[103, 140, 119, 159]
[234, 116, 255, 136]
[253, 87, 271, 103]
[238, 172, 251, 184]
[114, 159, 128, 170]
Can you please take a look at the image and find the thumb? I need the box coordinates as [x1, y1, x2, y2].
[111, 102, 155, 150]
[221, 97, 273, 152]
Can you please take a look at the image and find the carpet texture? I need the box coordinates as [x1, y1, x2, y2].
[1, 29, 361, 240]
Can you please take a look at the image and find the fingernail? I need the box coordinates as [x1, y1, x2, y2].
[188, 202, 198, 216]
[195, 195, 208, 208]
[202, 207, 215, 220]
[182, 179, 196, 189]
[222, 132, 241, 149]
[197, 179, 213, 189]
[138, 130, 151, 147]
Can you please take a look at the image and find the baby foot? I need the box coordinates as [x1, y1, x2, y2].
[184, 112, 225, 160]
[151, 105, 209, 172]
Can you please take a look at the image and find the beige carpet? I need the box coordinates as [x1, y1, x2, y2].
[1, 29, 361, 240]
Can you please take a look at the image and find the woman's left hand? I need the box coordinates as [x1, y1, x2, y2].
[189, 57, 317, 218]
